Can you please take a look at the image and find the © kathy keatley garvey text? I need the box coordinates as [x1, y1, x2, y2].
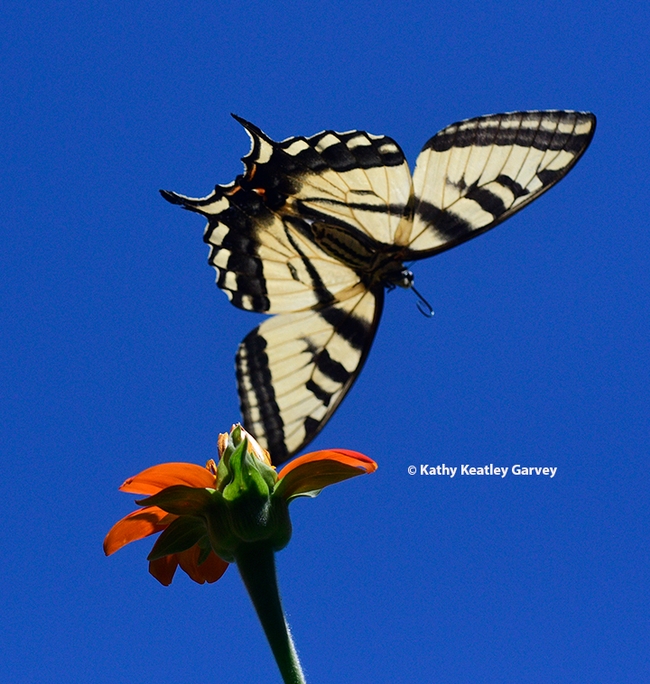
[410, 464, 558, 478]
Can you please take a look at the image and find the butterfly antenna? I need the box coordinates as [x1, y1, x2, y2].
[411, 285, 434, 318]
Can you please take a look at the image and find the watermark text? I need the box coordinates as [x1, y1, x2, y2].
[408, 463, 557, 478]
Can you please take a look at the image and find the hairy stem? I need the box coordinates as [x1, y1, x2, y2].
[235, 543, 306, 684]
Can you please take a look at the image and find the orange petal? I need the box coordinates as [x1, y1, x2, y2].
[278, 449, 377, 479]
[149, 554, 179, 586]
[177, 546, 229, 584]
[276, 449, 378, 501]
[119, 462, 216, 495]
[197, 552, 230, 583]
[103, 507, 176, 555]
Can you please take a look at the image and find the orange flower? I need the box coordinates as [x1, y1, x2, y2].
[103, 461, 229, 585]
[104, 426, 377, 586]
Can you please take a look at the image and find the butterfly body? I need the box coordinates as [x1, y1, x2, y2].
[162, 110, 595, 464]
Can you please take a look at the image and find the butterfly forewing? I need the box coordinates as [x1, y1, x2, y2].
[405, 111, 596, 255]
[235, 287, 383, 463]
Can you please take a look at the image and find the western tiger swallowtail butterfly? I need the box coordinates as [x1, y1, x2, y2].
[162, 110, 595, 464]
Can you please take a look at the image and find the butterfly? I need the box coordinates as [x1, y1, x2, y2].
[161, 110, 595, 464]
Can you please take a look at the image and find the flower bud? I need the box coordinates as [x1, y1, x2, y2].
[205, 425, 292, 559]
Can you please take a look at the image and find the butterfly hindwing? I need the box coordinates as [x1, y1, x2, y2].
[235, 287, 383, 462]
[161, 183, 358, 314]
[405, 111, 596, 255]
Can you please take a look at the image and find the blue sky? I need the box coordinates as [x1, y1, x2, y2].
[2, 1, 649, 682]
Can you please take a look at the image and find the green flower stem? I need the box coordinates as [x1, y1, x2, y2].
[235, 543, 307, 684]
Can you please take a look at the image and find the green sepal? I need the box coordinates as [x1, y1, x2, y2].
[136, 485, 214, 515]
[216, 426, 242, 490]
[147, 516, 207, 561]
[203, 491, 242, 563]
[222, 438, 276, 502]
